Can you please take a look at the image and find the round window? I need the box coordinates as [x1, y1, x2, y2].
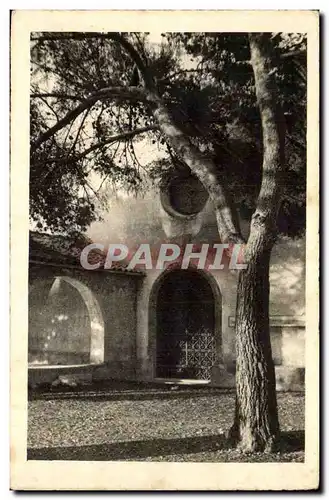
[161, 173, 209, 218]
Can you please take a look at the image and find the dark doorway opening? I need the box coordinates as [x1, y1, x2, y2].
[156, 270, 216, 380]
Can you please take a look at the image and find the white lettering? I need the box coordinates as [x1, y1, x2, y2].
[104, 244, 129, 269]
[156, 244, 180, 270]
[209, 244, 229, 270]
[229, 244, 247, 270]
[181, 244, 209, 270]
[80, 243, 104, 270]
[127, 244, 152, 270]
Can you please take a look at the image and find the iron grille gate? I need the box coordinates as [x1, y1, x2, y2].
[156, 328, 216, 380]
[156, 269, 216, 381]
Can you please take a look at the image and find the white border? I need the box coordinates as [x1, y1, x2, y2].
[7, 6, 322, 494]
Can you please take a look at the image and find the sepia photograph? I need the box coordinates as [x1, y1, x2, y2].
[10, 10, 319, 491]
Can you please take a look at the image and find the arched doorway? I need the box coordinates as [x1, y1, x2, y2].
[154, 269, 221, 380]
[29, 276, 104, 366]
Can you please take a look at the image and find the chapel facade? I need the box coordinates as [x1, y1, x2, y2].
[28, 171, 305, 391]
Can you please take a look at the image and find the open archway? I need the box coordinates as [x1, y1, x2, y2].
[149, 269, 222, 381]
[29, 276, 104, 366]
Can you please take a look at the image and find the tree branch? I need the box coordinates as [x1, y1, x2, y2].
[280, 49, 306, 59]
[31, 32, 127, 42]
[31, 93, 84, 101]
[36, 95, 60, 121]
[31, 87, 149, 151]
[106, 33, 154, 88]
[112, 33, 244, 245]
[32, 32, 245, 244]
[31, 95, 99, 152]
[32, 125, 158, 169]
[69, 108, 90, 155]
[74, 124, 157, 160]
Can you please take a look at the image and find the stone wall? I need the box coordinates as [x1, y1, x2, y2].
[28, 262, 143, 385]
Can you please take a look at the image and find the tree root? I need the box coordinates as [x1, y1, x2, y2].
[226, 423, 280, 454]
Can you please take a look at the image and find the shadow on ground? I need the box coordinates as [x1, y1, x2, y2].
[27, 430, 304, 461]
[28, 383, 234, 402]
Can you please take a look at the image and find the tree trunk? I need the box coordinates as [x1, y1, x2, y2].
[231, 230, 279, 452]
[227, 33, 285, 453]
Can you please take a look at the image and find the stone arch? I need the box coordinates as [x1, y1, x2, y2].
[148, 267, 222, 380]
[29, 276, 104, 366]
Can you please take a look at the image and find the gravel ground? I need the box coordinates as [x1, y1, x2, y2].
[28, 390, 304, 462]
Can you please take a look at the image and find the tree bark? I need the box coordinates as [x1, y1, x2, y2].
[231, 232, 279, 452]
[229, 34, 285, 452]
[150, 96, 244, 244]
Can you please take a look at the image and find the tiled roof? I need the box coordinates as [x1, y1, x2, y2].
[29, 231, 145, 275]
